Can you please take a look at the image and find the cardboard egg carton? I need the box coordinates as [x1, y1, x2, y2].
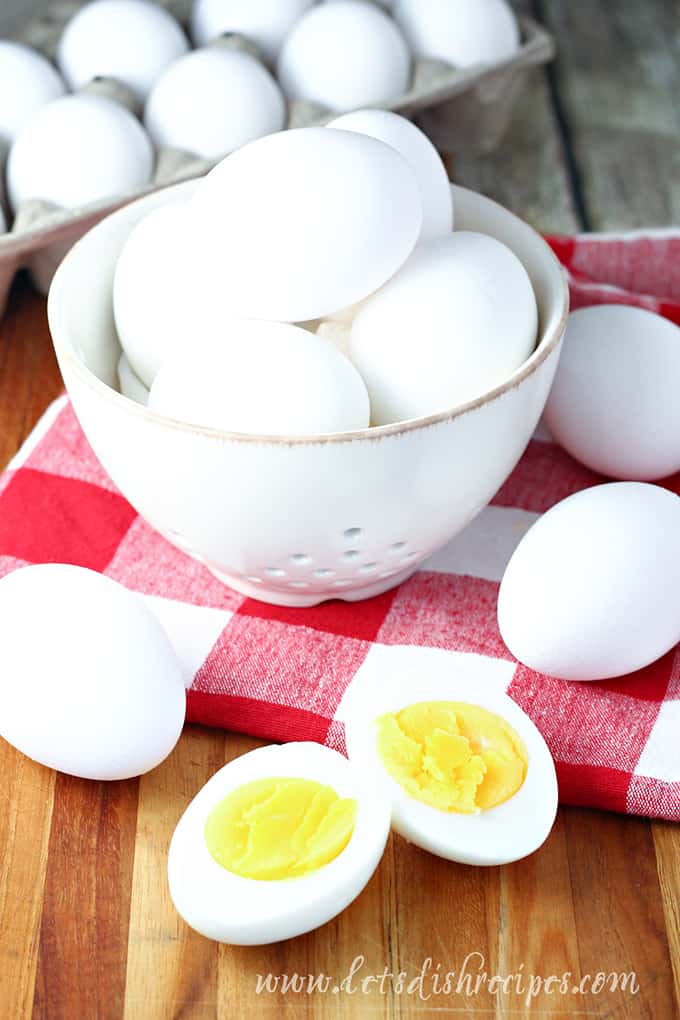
[0, 0, 554, 320]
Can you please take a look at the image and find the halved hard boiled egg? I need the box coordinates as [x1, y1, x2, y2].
[168, 742, 391, 944]
[343, 663, 557, 866]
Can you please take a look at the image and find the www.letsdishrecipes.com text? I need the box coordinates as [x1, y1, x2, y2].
[255, 953, 640, 1008]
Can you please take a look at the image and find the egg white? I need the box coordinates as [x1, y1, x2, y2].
[344, 668, 558, 867]
[168, 742, 391, 945]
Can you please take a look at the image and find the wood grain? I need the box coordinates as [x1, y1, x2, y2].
[654, 822, 680, 1008]
[564, 810, 676, 1019]
[0, 746, 55, 1020]
[32, 776, 139, 1020]
[0, 276, 62, 466]
[0, 3, 679, 1015]
[495, 812, 582, 1018]
[536, 0, 680, 230]
[123, 726, 226, 1020]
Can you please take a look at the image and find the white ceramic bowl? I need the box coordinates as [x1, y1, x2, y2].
[48, 181, 568, 607]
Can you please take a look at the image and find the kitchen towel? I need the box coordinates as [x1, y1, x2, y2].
[1, 228, 679, 821]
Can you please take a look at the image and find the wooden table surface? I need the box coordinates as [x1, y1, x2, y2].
[1, 2, 679, 1017]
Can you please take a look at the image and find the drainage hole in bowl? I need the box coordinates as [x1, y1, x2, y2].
[288, 581, 310, 589]
[390, 541, 406, 553]
[291, 554, 312, 565]
[343, 527, 363, 542]
[332, 579, 353, 588]
[314, 568, 335, 578]
[342, 550, 360, 561]
[264, 567, 287, 578]
[358, 563, 378, 575]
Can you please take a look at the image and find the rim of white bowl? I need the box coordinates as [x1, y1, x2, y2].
[48, 184, 570, 447]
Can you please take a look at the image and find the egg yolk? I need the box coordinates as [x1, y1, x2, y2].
[204, 777, 358, 880]
[375, 701, 528, 814]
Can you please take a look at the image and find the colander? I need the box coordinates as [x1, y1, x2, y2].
[48, 180, 568, 607]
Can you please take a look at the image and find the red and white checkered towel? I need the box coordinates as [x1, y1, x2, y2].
[2, 229, 680, 821]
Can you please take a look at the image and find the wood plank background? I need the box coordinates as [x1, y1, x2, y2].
[1, 1, 679, 1017]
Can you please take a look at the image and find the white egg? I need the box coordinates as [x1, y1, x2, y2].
[0, 41, 66, 146]
[498, 482, 680, 681]
[327, 109, 453, 241]
[544, 305, 680, 481]
[7, 94, 154, 211]
[144, 48, 286, 160]
[277, 1, 411, 112]
[188, 127, 422, 322]
[0, 564, 185, 780]
[57, 0, 189, 102]
[118, 351, 150, 403]
[350, 231, 538, 425]
[113, 202, 209, 389]
[393, 0, 520, 68]
[191, 0, 316, 60]
[148, 321, 371, 435]
[343, 652, 557, 866]
[168, 741, 391, 944]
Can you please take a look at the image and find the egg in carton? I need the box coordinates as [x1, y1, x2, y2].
[0, 0, 554, 321]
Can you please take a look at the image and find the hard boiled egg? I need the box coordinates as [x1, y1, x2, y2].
[57, 0, 189, 103]
[113, 201, 194, 388]
[148, 321, 370, 435]
[544, 305, 680, 481]
[0, 564, 185, 780]
[0, 41, 66, 146]
[277, 1, 411, 112]
[144, 48, 286, 160]
[7, 94, 154, 211]
[393, 0, 520, 68]
[350, 231, 537, 425]
[342, 653, 557, 865]
[188, 127, 422, 322]
[168, 742, 391, 944]
[327, 109, 453, 241]
[191, 0, 316, 60]
[498, 482, 680, 681]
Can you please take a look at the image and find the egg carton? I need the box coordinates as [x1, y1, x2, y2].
[0, 0, 554, 321]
